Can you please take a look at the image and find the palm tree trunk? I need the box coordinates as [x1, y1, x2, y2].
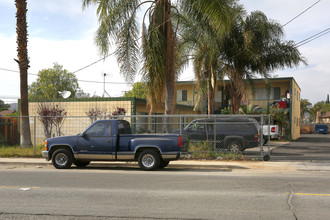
[162, 0, 176, 132]
[16, 0, 32, 147]
[229, 70, 244, 114]
[163, 0, 175, 116]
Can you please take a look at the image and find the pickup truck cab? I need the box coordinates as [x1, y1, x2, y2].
[43, 120, 187, 170]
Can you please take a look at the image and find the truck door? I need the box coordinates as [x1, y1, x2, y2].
[76, 121, 116, 159]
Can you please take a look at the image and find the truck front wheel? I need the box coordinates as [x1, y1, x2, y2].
[138, 150, 160, 170]
[52, 149, 73, 169]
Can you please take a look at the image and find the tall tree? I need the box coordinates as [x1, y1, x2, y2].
[300, 99, 312, 119]
[176, 2, 241, 114]
[123, 82, 147, 99]
[29, 63, 80, 99]
[0, 99, 10, 110]
[218, 11, 306, 114]
[16, 0, 32, 147]
[82, 0, 235, 115]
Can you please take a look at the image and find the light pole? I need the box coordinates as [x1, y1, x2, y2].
[102, 73, 110, 98]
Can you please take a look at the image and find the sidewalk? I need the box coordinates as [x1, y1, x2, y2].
[1, 157, 330, 172]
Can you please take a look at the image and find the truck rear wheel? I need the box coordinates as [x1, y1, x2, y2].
[52, 149, 73, 169]
[138, 150, 160, 170]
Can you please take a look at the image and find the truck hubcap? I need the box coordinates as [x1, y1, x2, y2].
[142, 154, 155, 168]
[55, 153, 67, 166]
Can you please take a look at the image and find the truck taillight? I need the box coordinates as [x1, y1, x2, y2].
[178, 136, 182, 148]
[255, 134, 259, 141]
[271, 127, 275, 132]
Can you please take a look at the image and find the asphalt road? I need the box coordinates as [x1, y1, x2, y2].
[1, 165, 330, 220]
[245, 134, 330, 162]
[1, 134, 330, 219]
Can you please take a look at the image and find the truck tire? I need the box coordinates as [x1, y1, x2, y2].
[159, 160, 170, 169]
[52, 149, 73, 169]
[138, 150, 160, 170]
[74, 161, 90, 168]
[227, 141, 242, 154]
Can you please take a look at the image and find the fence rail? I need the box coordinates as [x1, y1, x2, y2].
[0, 114, 271, 160]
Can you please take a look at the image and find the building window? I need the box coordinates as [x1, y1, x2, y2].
[177, 90, 187, 102]
[254, 87, 281, 100]
[215, 91, 222, 103]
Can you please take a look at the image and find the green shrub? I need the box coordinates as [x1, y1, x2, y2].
[0, 145, 44, 157]
[188, 141, 244, 160]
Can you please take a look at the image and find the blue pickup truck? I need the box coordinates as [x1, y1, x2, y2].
[42, 120, 187, 170]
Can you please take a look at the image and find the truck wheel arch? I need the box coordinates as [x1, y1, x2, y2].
[134, 146, 162, 160]
[49, 145, 74, 159]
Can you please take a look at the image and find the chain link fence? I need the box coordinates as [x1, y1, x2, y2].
[0, 114, 271, 160]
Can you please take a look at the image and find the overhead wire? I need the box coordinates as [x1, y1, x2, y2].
[282, 0, 321, 27]
[295, 27, 330, 47]
[71, 0, 203, 74]
[0, 67, 130, 85]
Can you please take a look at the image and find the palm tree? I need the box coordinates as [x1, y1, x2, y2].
[219, 11, 306, 114]
[82, 0, 236, 115]
[16, 0, 32, 147]
[176, 2, 240, 114]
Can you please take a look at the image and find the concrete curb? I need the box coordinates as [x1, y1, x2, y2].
[1, 157, 330, 172]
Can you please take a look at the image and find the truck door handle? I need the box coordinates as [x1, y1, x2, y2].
[107, 140, 113, 143]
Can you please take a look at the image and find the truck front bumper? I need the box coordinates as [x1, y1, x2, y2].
[42, 151, 50, 160]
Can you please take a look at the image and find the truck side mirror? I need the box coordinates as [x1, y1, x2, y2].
[81, 132, 87, 138]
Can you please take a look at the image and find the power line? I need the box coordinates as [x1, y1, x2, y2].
[0, 67, 129, 85]
[72, 52, 116, 74]
[0, 67, 20, 73]
[282, 0, 321, 27]
[295, 27, 330, 47]
[71, 13, 178, 75]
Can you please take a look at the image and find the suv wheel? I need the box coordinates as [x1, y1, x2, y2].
[227, 142, 242, 154]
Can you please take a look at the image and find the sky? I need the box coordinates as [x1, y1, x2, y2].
[0, 0, 329, 105]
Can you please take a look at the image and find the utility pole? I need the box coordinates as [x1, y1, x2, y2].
[102, 73, 110, 98]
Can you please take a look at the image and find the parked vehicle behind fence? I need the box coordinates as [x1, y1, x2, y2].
[173, 118, 259, 154]
[315, 124, 328, 134]
[262, 125, 279, 145]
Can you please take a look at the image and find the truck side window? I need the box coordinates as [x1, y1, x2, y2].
[118, 120, 132, 134]
[86, 121, 112, 137]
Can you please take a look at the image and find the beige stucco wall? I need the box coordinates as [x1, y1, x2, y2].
[291, 79, 301, 140]
[28, 99, 133, 145]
